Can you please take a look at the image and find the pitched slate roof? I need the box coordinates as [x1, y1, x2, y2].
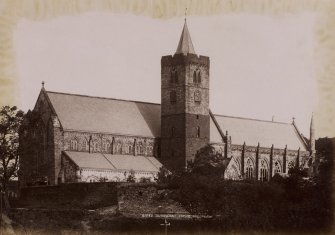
[104, 154, 162, 172]
[175, 21, 196, 55]
[46, 91, 160, 137]
[211, 115, 307, 151]
[45, 90, 307, 151]
[64, 151, 162, 172]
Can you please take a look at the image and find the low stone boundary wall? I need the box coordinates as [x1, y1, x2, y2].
[18, 182, 118, 209]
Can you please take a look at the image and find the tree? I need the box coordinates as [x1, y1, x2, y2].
[191, 144, 227, 176]
[126, 169, 136, 182]
[0, 106, 24, 193]
[155, 166, 171, 184]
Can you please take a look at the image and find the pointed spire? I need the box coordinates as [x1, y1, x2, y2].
[310, 112, 316, 154]
[175, 20, 196, 55]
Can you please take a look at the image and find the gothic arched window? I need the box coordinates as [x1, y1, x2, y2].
[260, 159, 269, 182]
[274, 161, 281, 175]
[102, 142, 107, 152]
[170, 91, 176, 104]
[82, 139, 88, 151]
[174, 71, 178, 83]
[106, 143, 111, 153]
[170, 69, 178, 83]
[197, 71, 201, 83]
[288, 161, 295, 171]
[71, 139, 78, 151]
[246, 158, 254, 180]
[193, 71, 197, 83]
[93, 142, 99, 152]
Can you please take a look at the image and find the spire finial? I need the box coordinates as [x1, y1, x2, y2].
[41, 81, 45, 88]
[184, 7, 187, 22]
[292, 117, 295, 124]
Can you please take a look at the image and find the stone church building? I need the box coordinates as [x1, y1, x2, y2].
[19, 21, 315, 186]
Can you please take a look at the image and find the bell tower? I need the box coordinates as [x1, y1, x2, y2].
[161, 20, 210, 171]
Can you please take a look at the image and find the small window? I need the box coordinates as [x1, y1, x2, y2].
[196, 126, 200, 138]
[170, 91, 177, 104]
[196, 115, 199, 119]
[193, 71, 197, 83]
[171, 127, 175, 137]
[82, 139, 88, 151]
[93, 142, 98, 152]
[71, 140, 78, 151]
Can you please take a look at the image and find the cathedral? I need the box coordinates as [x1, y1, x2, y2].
[19, 21, 315, 186]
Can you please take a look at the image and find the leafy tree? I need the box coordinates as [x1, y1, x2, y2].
[155, 166, 171, 184]
[0, 106, 24, 193]
[126, 169, 136, 182]
[191, 144, 226, 177]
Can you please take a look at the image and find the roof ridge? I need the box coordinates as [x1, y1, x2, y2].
[46, 90, 160, 106]
[213, 113, 291, 125]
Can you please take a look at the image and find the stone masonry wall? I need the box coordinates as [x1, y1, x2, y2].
[224, 143, 310, 180]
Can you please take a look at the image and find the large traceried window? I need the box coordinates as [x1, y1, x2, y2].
[246, 158, 254, 180]
[288, 160, 295, 172]
[260, 159, 269, 182]
[274, 161, 281, 175]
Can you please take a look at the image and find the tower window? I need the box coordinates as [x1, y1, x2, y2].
[193, 68, 201, 84]
[170, 91, 177, 104]
[196, 126, 200, 138]
[193, 71, 197, 83]
[174, 71, 178, 83]
[170, 69, 178, 83]
[197, 71, 201, 83]
[171, 127, 175, 137]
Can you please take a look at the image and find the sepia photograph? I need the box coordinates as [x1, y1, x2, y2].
[0, 0, 334, 234]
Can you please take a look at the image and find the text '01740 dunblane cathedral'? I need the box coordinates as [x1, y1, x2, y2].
[18, 20, 316, 186]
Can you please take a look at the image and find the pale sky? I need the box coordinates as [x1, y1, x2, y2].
[13, 11, 318, 137]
